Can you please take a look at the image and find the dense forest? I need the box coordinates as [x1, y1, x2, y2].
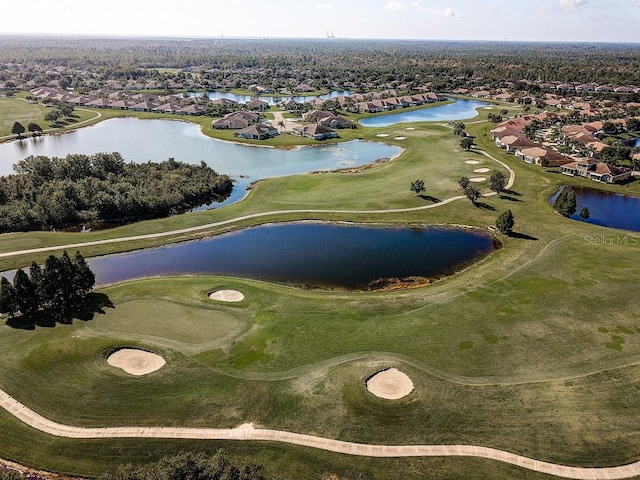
[0, 153, 233, 232]
[1, 36, 639, 92]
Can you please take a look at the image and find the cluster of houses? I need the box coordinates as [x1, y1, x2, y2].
[29, 86, 218, 116]
[490, 114, 634, 184]
[210, 108, 356, 140]
[456, 81, 640, 104]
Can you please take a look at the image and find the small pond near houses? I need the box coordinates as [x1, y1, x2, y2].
[550, 186, 640, 232]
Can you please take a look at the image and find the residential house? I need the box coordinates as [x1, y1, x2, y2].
[515, 147, 572, 167]
[234, 124, 278, 140]
[292, 124, 338, 140]
[561, 158, 632, 183]
[246, 99, 269, 111]
[497, 135, 540, 152]
[318, 115, 356, 129]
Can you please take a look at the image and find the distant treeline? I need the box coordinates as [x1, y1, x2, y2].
[1, 36, 640, 92]
[0, 152, 233, 232]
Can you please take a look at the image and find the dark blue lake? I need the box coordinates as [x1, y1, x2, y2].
[550, 186, 640, 232]
[89, 223, 495, 289]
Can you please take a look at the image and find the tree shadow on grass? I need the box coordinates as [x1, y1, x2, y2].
[419, 194, 441, 203]
[499, 195, 523, 202]
[5, 293, 115, 330]
[508, 232, 539, 241]
[502, 189, 521, 196]
[474, 201, 496, 211]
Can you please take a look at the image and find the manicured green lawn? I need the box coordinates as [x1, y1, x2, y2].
[1, 98, 640, 479]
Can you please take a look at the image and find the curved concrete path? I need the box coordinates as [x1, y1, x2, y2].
[0, 388, 638, 479]
[0, 149, 514, 260]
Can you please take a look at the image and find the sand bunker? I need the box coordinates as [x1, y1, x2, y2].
[464, 160, 480, 165]
[209, 290, 245, 302]
[375, 133, 390, 137]
[107, 349, 165, 376]
[473, 168, 490, 173]
[394, 136, 406, 140]
[405, 127, 415, 130]
[469, 176, 487, 182]
[366, 368, 414, 400]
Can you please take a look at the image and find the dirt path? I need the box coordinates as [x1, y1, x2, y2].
[0, 388, 638, 479]
[0, 148, 514, 260]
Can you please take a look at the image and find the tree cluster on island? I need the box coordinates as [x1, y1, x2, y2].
[0, 153, 233, 232]
[0, 251, 95, 319]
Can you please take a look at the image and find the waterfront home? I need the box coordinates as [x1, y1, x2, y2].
[234, 124, 278, 140]
[292, 124, 338, 140]
[560, 158, 632, 183]
[246, 99, 269, 111]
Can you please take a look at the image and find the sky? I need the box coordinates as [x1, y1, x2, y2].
[2, 0, 639, 43]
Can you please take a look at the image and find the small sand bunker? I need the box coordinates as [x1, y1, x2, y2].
[469, 176, 487, 182]
[375, 133, 390, 137]
[107, 349, 165, 376]
[209, 290, 245, 302]
[473, 168, 490, 173]
[405, 127, 416, 130]
[394, 136, 406, 140]
[366, 368, 414, 400]
[464, 160, 480, 165]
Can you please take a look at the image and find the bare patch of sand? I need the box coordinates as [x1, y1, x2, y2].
[464, 160, 480, 165]
[209, 290, 245, 302]
[469, 176, 487, 182]
[366, 368, 414, 400]
[375, 133, 390, 137]
[474, 168, 490, 173]
[394, 136, 406, 140]
[405, 127, 416, 130]
[107, 349, 165, 376]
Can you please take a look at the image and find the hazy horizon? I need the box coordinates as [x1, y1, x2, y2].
[3, 0, 639, 44]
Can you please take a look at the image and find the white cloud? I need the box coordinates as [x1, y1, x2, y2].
[443, 8, 462, 18]
[315, 3, 333, 11]
[560, 0, 587, 7]
[384, 1, 406, 12]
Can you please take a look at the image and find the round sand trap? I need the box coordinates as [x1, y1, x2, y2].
[394, 136, 406, 140]
[405, 127, 415, 130]
[375, 133, 390, 137]
[464, 160, 480, 165]
[473, 168, 490, 173]
[107, 349, 165, 376]
[469, 176, 487, 182]
[209, 290, 245, 302]
[366, 368, 414, 400]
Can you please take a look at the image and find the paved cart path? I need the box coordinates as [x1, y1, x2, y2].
[0, 388, 639, 479]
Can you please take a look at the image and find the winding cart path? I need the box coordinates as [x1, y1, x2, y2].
[0, 388, 638, 479]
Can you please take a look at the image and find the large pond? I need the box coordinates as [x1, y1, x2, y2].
[89, 223, 496, 289]
[0, 118, 402, 206]
[359, 98, 489, 128]
[550, 186, 640, 232]
[188, 90, 352, 105]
